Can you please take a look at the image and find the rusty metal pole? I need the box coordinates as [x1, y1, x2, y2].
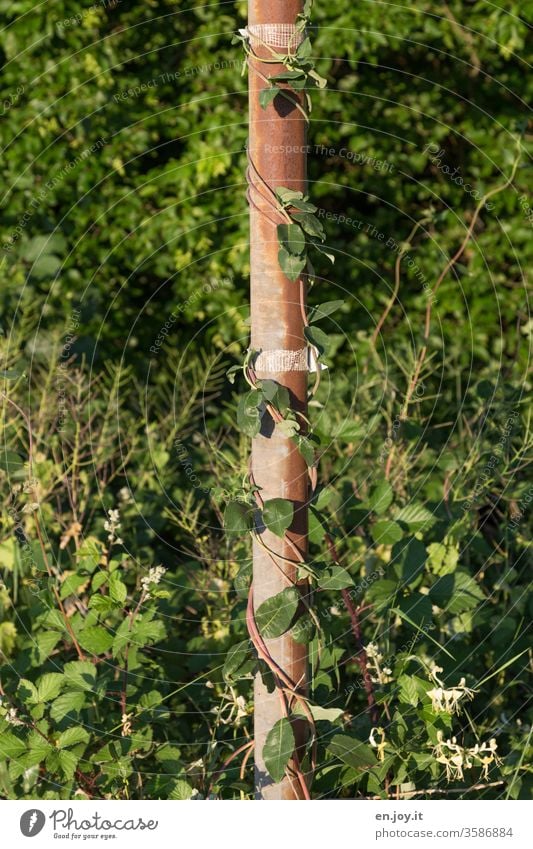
[247, 0, 309, 800]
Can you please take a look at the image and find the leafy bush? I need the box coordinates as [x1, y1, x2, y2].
[0, 1, 531, 799]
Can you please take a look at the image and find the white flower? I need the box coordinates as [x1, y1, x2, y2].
[429, 662, 444, 683]
[427, 673, 475, 716]
[364, 643, 393, 684]
[432, 731, 502, 782]
[23, 478, 39, 494]
[104, 508, 122, 544]
[364, 642, 381, 660]
[6, 707, 24, 726]
[369, 727, 387, 761]
[121, 712, 133, 737]
[474, 738, 502, 779]
[235, 696, 248, 719]
[141, 565, 167, 596]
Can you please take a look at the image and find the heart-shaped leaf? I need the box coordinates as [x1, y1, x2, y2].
[263, 717, 295, 783]
[262, 498, 294, 537]
[291, 211, 325, 240]
[236, 389, 262, 437]
[259, 86, 280, 109]
[277, 223, 306, 256]
[224, 501, 253, 535]
[278, 247, 306, 281]
[317, 565, 353, 590]
[255, 587, 299, 638]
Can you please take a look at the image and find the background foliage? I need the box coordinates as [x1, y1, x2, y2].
[0, 0, 531, 799]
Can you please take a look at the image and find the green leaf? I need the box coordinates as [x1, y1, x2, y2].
[290, 198, 317, 213]
[260, 379, 290, 414]
[17, 678, 39, 704]
[270, 70, 306, 83]
[50, 691, 85, 722]
[89, 595, 117, 614]
[226, 364, 240, 385]
[236, 389, 262, 437]
[277, 223, 306, 256]
[64, 662, 98, 691]
[295, 434, 315, 466]
[0, 450, 25, 475]
[109, 571, 127, 604]
[33, 631, 62, 663]
[291, 211, 325, 240]
[276, 418, 300, 438]
[263, 717, 295, 783]
[275, 187, 304, 205]
[133, 618, 166, 648]
[331, 420, 365, 441]
[224, 500, 253, 535]
[278, 247, 306, 281]
[233, 559, 252, 598]
[371, 520, 403, 545]
[290, 614, 315, 643]
[397, 537, 426, 585]
[112, 619, 133, 657]
[394, 502, 436, 530]
[36, 672, 64, 702]
[259, 86, 280, 109]
[304, 325, 330, 356]
[58, 748, 79, 780]
[427, 542, 459, 576]
[296, 36, 313, 58]
[368, 480, 393, 515]
[223, 640, 255, 683]
[295, 703, 344, 723]
[397, 674, 419, 706]
[23, 233, 66, 261]
[57, 727, 90, 749]
[262, 498, 294, 537]
[310, 300, 344, 323]
[327, 734, 377, 770]
[256, 587, 299, 638]
[0, 732, 26, 759]
[29, 253, 62, 279]
[430, 571, 484, 614]
[60, 572, 89, 600]
[78, 625, 114, 655]
[309, 505, 328, 544]
[317, 565, 353, 590]
[169, 779, 194, 800]
[396, 592, 433, 628]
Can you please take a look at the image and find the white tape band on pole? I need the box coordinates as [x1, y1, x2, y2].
[253, 348, 308, 372]
[243, 24, 304, 50]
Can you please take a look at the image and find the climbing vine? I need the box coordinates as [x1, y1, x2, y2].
[216, 1, 527, 800]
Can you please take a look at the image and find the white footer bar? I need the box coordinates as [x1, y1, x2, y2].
[2, 799, 530, 849]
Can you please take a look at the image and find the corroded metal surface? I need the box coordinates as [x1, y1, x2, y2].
[248, 0, 309, 801]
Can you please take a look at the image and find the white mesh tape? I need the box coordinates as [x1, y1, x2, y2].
[254, 348, 308, 372]
[246, 23, 304, 50]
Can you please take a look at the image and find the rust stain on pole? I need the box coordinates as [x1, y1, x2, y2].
[248, 0, 309, 800]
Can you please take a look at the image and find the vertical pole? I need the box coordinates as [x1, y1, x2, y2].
[247, 0, 309, 800]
